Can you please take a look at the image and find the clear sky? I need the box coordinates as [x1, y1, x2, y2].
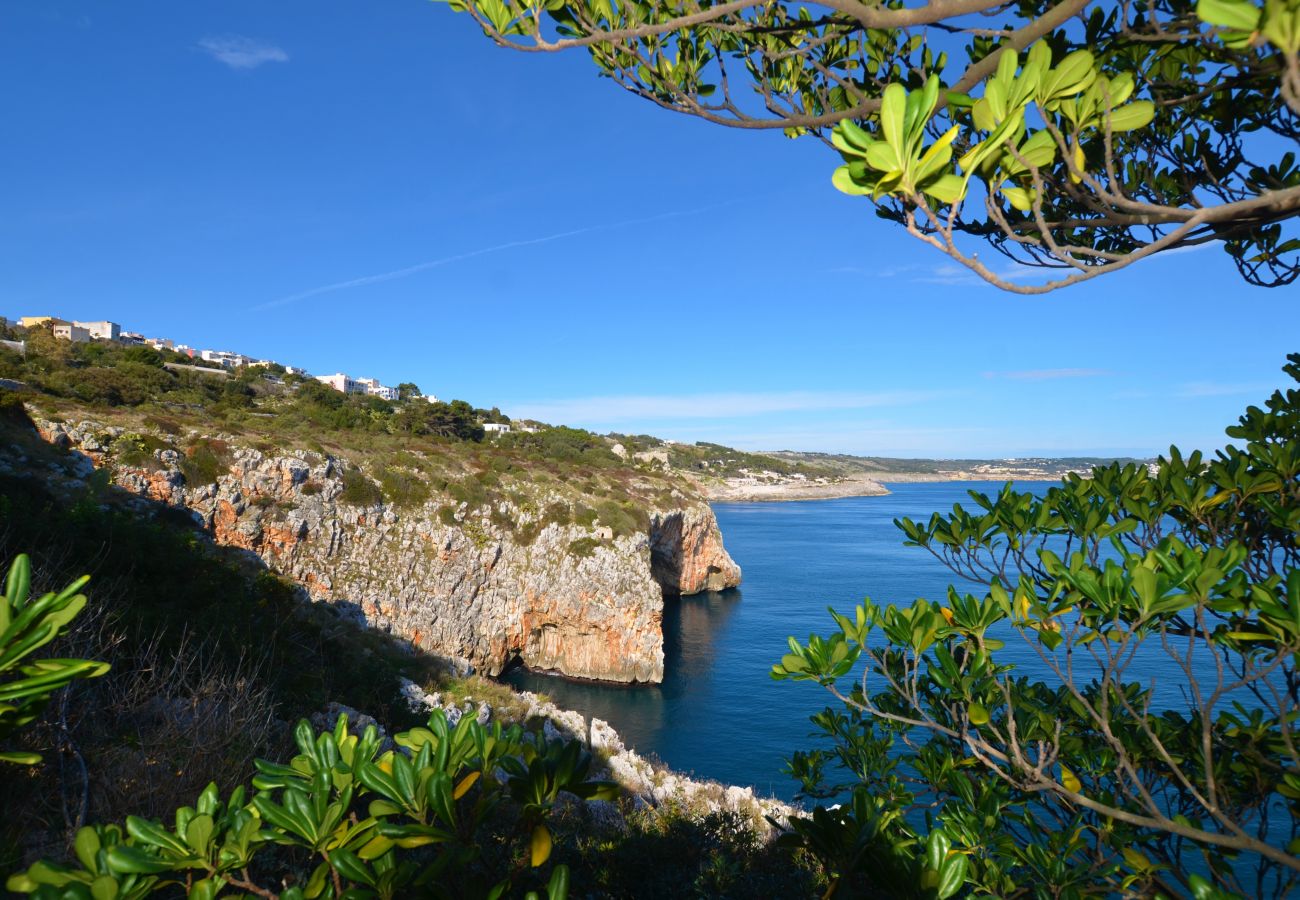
[3, 1, 1296, 458]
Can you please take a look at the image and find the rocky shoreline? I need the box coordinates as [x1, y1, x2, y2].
[704, 473, 890, 502]
[320, 678, 797, 835]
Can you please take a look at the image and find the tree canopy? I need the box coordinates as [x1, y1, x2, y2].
[773, 354, 1300, 897]
[436, 0, 1300, 291]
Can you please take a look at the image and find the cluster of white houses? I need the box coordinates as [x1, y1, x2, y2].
[311, 372, 416, 403]
[8, 315, 416, 403]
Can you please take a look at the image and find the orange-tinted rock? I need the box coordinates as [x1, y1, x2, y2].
[35, 417, 742, 684]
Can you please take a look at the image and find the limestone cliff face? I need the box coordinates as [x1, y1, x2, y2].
[649, 506, 743, 594]
[34, 419, 741, 684]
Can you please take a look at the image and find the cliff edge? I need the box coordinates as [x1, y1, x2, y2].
[35, 417, 741, 684]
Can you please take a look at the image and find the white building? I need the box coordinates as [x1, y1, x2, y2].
[52, 323, 90, 343]
[354, 377, 400, 401]
[315, 373, 359, 393]
[119, 331, 145, 345]
[200, 350, 253, 368]
[483, 423, 512, 435]
[422, 394, 440, 404]
[145, 337, 174, 350]
[73, 320, 121, 342]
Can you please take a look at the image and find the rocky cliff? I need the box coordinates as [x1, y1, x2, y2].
[34, 418, 741, 684]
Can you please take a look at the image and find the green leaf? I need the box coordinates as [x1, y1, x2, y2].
[879, 83, 907, 153]
[1197, 0, 1262, 31]
[937, 852, 968, 899]
[968, 703, 990, 726]
[923, 175, 966, 205]
[1102, 101, 1155, 132]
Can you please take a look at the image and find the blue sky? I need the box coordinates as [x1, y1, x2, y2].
[2, 1, 1295, 458]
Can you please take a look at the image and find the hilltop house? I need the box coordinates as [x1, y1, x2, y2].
[200, 349, 253, 368]
[354, 377, 399, 401]
[483, 423, 512, 435]
[73, 320, 121, 341]
[52, 323, 90, 343]
[315, 373, 399, 400]
[315, 372, 359, 393]
[18, 316, 69, 329]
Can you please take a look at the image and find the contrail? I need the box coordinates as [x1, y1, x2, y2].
[253, 204, 725, 311]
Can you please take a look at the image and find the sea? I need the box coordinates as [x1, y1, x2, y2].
[502, 481, 1040, 800]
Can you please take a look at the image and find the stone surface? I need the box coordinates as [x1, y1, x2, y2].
[34, 418, 742, 684]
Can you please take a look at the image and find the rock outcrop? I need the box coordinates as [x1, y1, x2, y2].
[33, 419, 741, 684]
[649, 506, 742, 594]
[396, 679, 795, 831]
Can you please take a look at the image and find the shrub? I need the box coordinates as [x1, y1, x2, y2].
[178, 439, 231, 486]
[0, 555, 109, 765]
[773, 354, 1300, 898]
[541, 501, 571, 528]
[568, 538, 600, 559]
[595, 499, 648, 537]
[338, 469, 383, 507]
[377, 465, 431, 508]
[111, 432, 170, 471]
[8, 711, 608, 899]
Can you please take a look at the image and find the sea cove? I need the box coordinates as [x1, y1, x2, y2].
[504, 482, 1028, 798]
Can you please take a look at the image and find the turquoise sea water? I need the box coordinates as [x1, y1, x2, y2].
[503, 481, 1030, 799]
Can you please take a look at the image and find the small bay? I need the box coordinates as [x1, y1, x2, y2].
[503, 481, 1028, 799]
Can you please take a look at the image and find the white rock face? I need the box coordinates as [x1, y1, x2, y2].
[415, 688, 797, 833]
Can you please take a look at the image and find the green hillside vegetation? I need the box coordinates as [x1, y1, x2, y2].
[0, 333, 696, 541]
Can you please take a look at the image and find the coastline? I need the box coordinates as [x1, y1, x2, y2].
[703, 470, 1087, 502]
[702, 474, 890, 502]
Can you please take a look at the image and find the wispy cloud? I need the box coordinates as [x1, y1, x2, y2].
[913, 263, 1048, 287]
[984, 368, 1113, 381]
[198, 35, 289, 70]
[1177, 381, 1273, 398]
[254, 204, 725, 311]
[510, 390, 949, 424]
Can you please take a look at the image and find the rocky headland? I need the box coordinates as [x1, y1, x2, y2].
[31, 416, 741, 685]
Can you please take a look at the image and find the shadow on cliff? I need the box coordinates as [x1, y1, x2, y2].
[0, 407, 443, 731]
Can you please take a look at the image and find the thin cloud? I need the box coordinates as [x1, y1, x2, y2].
[199, 35, 289, 70]
[254, 204, 725, 311]
[914, 263, 1048, 287]
[984, 368, 1112, 381]
[511, 390, 949, 424]
[1178, 381, 1273, 398]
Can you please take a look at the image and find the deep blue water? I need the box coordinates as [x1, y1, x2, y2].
[503, 482, 1028, 798]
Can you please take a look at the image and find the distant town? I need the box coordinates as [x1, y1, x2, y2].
[2, 314, 531, 434]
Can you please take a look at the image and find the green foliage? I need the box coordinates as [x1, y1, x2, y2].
[339, 469, 384, 507]
[566, 538, 600, 559]
[178, 438, 231, 486]
[499, 427, 619, 467]
[437, 0, 1300, 288]
[593, 499, 648, 538]
[377, 466, 432, 509]
[772, 354, 1300, 897]
[8, 710, 609, 899]
[111, 432, 170, 471]
[0, 555, 109, 765]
